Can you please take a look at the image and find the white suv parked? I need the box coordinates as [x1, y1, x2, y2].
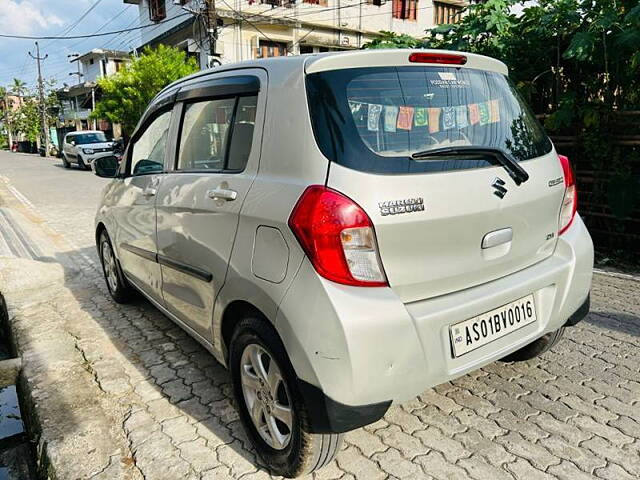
[62, 130, 114, 170]
[93, 50, 593, 477]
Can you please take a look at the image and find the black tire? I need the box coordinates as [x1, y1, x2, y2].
[77, 155, 89, 170]
[230, 318, 343, 478]
[98, 231, 134, 303]
[500, 327, 565, 362]
[62, 154, 70, 168]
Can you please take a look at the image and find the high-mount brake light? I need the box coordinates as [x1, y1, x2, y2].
[408, 52, 467, 65]
[288, 186, 388, 287]
[558, 154, 578, 235]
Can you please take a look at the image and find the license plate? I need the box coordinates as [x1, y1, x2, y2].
[450, 294, 537, 357]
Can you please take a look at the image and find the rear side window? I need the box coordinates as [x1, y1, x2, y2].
[306, 66, 552, 174]
[177, 95, 257, 172]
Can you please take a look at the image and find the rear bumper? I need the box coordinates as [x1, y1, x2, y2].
[276, 214, 593, 431]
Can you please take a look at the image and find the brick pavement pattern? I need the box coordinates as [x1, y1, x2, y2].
[1, 155, 639, 479]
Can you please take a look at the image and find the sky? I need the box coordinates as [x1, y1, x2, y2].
[0, 0, 140, 91]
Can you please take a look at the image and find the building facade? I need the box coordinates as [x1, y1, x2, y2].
[124, 0, 468, 68]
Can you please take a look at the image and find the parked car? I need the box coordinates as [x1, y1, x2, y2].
[62, 130, 114, 170]
[93, 49, 593, 477]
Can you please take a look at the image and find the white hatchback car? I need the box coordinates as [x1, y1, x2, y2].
[93, 50, 593, 477]
[62, 130, 114, 170]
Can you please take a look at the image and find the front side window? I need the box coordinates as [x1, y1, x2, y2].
[306, 66, 552, 174]
[130, 110, 171, 176]
[177, 95, 257, 172]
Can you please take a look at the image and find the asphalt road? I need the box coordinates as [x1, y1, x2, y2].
[0, 151, 109, 250]
[0, 150, 639, 480]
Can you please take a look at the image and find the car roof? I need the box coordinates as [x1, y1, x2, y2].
[154, 49, 508, 102]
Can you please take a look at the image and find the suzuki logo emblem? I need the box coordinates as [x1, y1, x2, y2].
[492, 177, 508, 199]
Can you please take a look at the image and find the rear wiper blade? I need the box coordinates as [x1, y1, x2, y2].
[411, 146, 530, 185]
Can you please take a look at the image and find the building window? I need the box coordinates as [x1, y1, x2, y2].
[89, 58, 94, 65]
[260, 0, 284, 5]
[254, 41, 287, 59]
[304, 0, 329, 5]
[392, 0, 417, 21]
[434, 1, 464, 24]
[368, 0, 382, 5]
[149, 0, 167, 22]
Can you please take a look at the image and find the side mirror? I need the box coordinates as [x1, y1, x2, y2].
[70, 140, 76, 146]
[93, 156, 119, 178]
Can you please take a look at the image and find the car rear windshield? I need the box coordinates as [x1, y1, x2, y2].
[306, 66, 552, 174]
[73, 132, 108, 144]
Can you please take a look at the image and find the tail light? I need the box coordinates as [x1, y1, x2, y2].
[288, 186, 387, 287]
[408, 52, 467, 65]
[558, 155, 578, 235]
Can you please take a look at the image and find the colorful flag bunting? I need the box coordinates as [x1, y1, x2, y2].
[455, 105, 469, 128]
[367, 104, 382, 131]
[414, 107, 428, 127]
[478, 102, 490, 125]
[489, 99, 500, 123]
[428, 108, 441, 133]
[397, 106, 414, 130]
[468, 104, 480, 125]
[384, 106, 399, 132]
[442, 107, 456, 130]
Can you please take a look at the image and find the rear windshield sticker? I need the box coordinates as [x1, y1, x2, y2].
[429, 74, 471, 89]
[384, 106, 399, 132]
[367, 104, 382, 131]
[397, 106, 414, 130]
[437, 72, 457, 81]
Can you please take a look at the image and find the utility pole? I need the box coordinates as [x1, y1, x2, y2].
[28, 42, 50, 155]
[203, 0, 221, 66]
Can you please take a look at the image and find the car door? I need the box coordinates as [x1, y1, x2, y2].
[155, 71, 265, 340]
[111, 108, 174, 304]
[63, 134, 75, 161]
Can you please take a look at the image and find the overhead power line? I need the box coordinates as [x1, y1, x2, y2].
[0, 13, 191, 40]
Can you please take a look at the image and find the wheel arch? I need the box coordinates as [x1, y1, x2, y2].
[220, 299, 270, 364]
[95, 222, 107, 248]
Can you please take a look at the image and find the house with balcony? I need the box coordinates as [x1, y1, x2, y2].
[56, 49, 130, 141]
[123, 0, 468, 68]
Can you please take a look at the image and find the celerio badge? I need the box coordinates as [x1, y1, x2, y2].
[379, 198, 424, 216]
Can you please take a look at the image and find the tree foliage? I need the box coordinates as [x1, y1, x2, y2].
[91, 45, 199, 135]
[2, 78, 59, 144]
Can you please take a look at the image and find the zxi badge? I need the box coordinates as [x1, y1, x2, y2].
[492, 177, 508, 199]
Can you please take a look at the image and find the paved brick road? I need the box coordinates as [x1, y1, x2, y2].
[1, 153, 639, 479]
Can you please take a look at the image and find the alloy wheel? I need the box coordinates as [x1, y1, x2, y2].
[240, 343, 293, 450]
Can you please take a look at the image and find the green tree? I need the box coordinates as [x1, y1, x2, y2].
[6, 79, 59, 146]
[91, 45, 199, 135]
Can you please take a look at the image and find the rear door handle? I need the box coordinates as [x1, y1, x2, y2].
[207, 188, 237, 201]
[482, 228, 513, 249]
